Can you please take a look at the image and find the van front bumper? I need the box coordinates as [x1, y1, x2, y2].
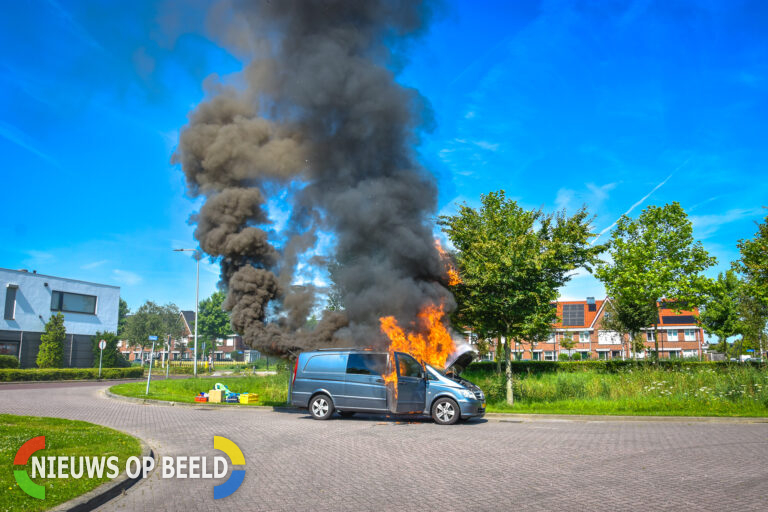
[459, 399, 486, 418]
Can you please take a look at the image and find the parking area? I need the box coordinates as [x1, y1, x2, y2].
[2, 383, 767, 511]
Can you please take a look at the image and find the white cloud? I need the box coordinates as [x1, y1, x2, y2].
[81, 260, 108, 269]
[112, 269, 143, 286]
[690, 208, 764, 239]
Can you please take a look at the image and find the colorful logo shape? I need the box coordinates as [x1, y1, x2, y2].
[213, 436, 245, 500]
[14, 436, 46, 499]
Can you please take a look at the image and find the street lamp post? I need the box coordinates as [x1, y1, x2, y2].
[174, 248, 200, 377]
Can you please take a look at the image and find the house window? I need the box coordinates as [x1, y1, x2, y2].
[611, 350, 622, 359]
[580, 331, 590, 343]
[543, 351, 555, 361]
[667, 329, 678, 340]
[4, 285, 17, 320]
[684, 330, 696, 341]
[668, 351, 679, 359]
[0, 342, 19, 356]
[51, 291, 97, 314]
[646, 331, 655, 342]
[598, 351, 608, 360]
[683, 350, 698, 359]
[532, 352, 541, 361]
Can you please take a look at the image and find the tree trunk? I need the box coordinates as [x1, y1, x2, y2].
[495, 337, 502, 373]
[505, 338, 514, 405]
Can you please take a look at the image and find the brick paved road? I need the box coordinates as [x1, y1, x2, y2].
[2, 383, 767, 511]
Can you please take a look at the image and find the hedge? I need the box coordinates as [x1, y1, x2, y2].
[0, 367, 144, 382]
[464, 360, 766, 375]
[0, 355, 19, 369]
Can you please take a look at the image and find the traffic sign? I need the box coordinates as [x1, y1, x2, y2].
[148, 335, 158, 341]
[98, 340, 107, 350]
[747, 349, 755, 353]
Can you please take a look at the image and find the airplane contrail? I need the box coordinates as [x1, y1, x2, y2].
[591, 157, 692, 245]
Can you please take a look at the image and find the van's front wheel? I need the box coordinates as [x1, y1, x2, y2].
[309, 394, 334, 420]
[431, 397, 460, 425]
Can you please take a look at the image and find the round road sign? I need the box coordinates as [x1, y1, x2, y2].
[99, 340, 107, 350]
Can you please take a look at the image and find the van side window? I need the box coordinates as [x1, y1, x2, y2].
[346, 353, 387, 375]
[396, 353, 422, 378]
[303, 354, 346, 373]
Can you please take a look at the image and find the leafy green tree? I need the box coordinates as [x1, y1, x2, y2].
[698, 271, 742, 358]
[559, 333, 577, 359]
[198, 291, 233, 357]
[91, 331, 128, 368]
[123, 301, 185, 364]
[439, 190, 605, 404]
[117, 298, 130, 336]
[596, 202, 716, 359]
[733, 212, 768, 357]
[601, 291, 658, 359]
[37, 313, 65, 368]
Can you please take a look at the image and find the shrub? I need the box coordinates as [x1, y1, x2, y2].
[37, 313, 66, 368]
[0, 367, 143, 382]
[91, 332, 130, 368]
[0, 355, 19, 368]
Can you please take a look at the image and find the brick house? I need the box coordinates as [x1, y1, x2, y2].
[468, 297, 706, 361]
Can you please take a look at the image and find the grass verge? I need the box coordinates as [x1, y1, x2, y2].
[109, 367, 768, 417]
[109, 374, 289, 406]
[0, 414, 141, 512]
[463, 366, 768, 417]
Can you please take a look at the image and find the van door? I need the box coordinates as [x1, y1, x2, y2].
[344, 353, 388, 411]
[388, 352, 426, 414]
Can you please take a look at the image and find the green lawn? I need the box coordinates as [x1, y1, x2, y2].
[463, 366, 768, 417]
[0, 415, 141, 512]
[109, 374, 289, 406]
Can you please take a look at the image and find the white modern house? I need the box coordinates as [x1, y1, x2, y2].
[0, 268, 120, 368]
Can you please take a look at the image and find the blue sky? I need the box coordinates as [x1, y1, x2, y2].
[1, 0, 766, 313]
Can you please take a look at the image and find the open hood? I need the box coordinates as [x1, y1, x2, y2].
[444, 344, 477, 374]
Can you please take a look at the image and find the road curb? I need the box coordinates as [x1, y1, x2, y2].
[49, 438, 155, 512]
[0, 378, 144, 386]
[483, 412, 768, 423]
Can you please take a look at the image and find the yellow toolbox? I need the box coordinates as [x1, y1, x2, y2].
[238, 393, 259, 404]
[208, 390, 224, 403]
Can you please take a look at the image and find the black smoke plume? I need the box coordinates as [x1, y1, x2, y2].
[174, 0, 454, 355]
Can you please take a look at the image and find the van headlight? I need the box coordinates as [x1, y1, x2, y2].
[459, 389, 476, 399]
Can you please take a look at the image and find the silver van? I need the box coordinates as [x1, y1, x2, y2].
[290, 349, 485, 425]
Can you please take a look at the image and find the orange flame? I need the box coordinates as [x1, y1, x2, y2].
[379, 304, 457, 400]
[435, 239, 462, 286]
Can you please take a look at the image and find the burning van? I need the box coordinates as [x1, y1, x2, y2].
[290, 346, 485, 425]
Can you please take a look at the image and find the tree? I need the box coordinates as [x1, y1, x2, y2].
[123, 301, 185, 365]
[559, 333, 577, 359]
[37, 313, 65, 368]
[439, 191, 605, 404]
[118, 298, 130, 336]
[733, 212, 768, 357]
[595, 202, 716, 360]
[198, 291, 233, 358]
[91, 331, 129, 368]
[601, 291, 658, 359]
[698, 271, 742, 358]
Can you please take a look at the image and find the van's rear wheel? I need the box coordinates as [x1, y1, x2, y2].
[309, 394, 334, 420]
[432, 397, 460, 425]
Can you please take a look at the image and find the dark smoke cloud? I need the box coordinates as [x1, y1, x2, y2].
[174, 0, 454, 355]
